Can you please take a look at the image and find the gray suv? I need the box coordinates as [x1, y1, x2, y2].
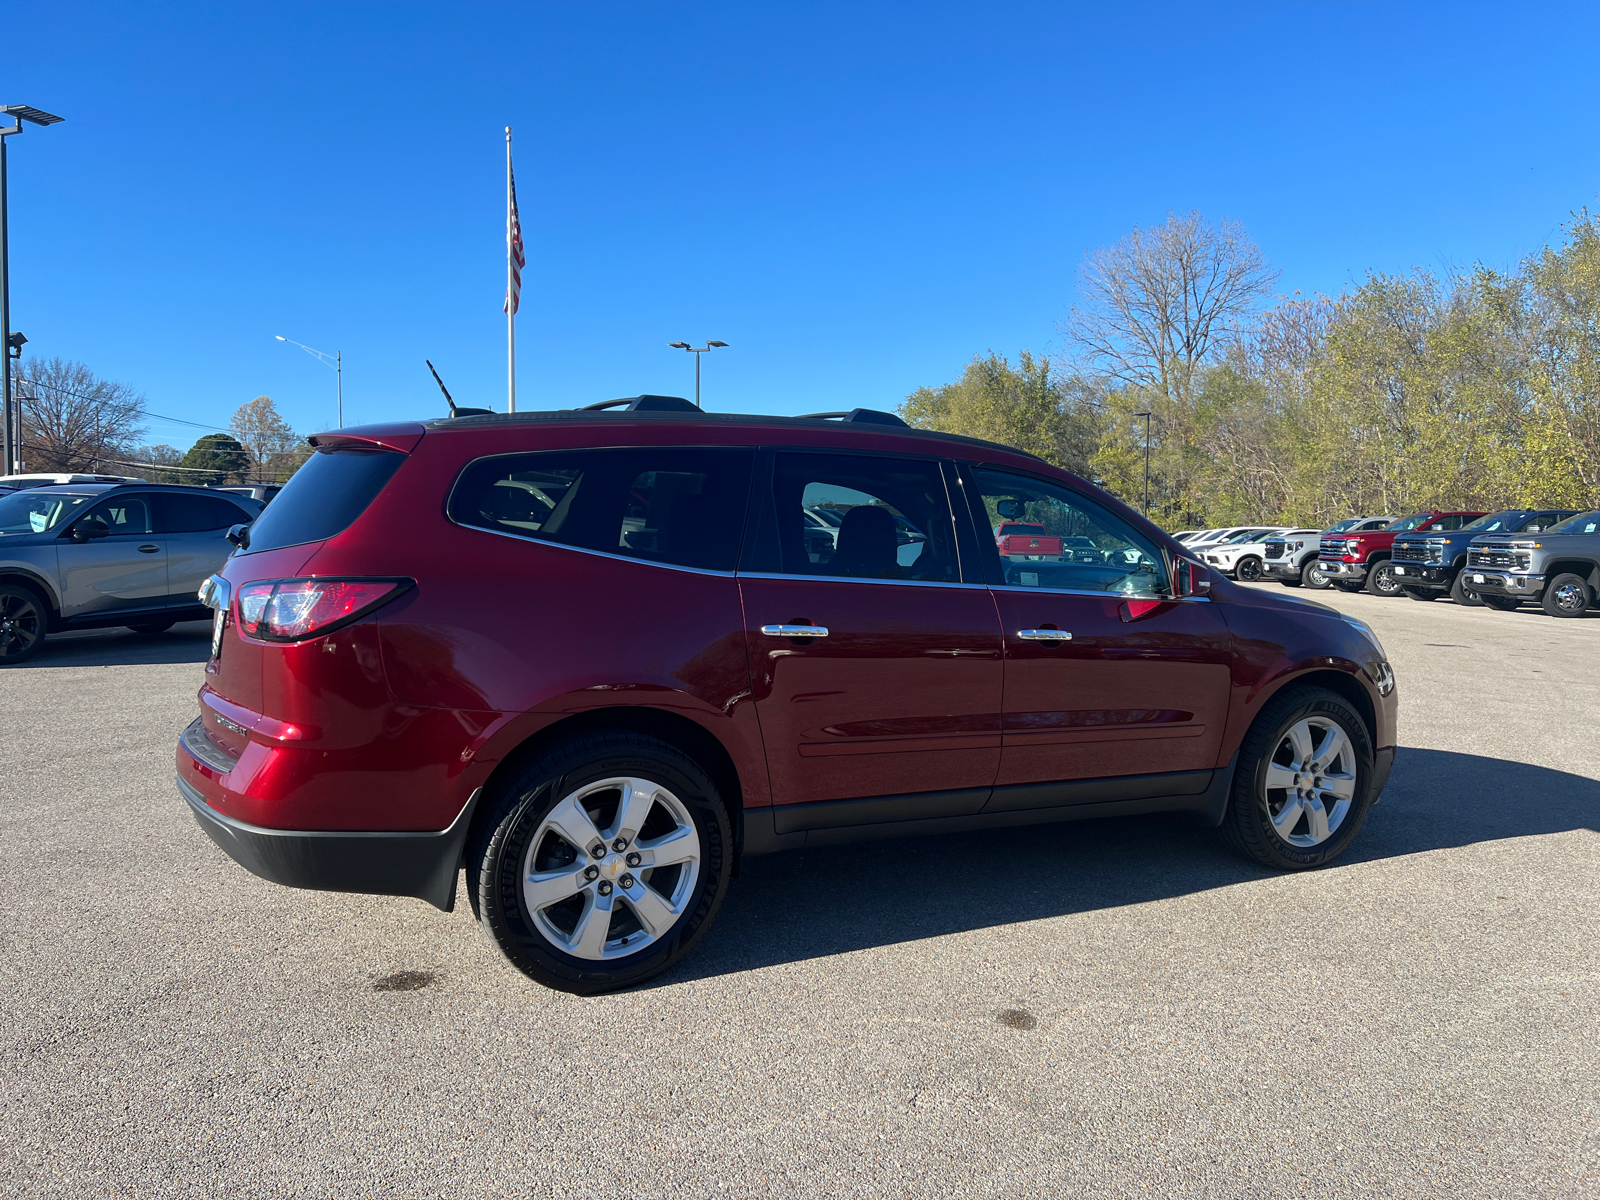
[0, 483, 260, 664]
[1464, 510, 1600, 617]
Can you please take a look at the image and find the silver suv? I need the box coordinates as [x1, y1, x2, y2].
[1262, 516, 1394, 588]
[0, 483, 260, 664]
[1465, 510, 1600, 617]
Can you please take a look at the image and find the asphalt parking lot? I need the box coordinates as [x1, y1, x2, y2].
[2, 588, 1597, 1199]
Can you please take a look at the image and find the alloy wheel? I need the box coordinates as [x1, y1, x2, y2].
[0, 592, 43, 661]
[1553, 582, 1586, 613]
[1262, 717, 1358, 848]
[1368, 563, 1402, 596]
[521, 776, 702, 961]
[1237, 556, 1263, 582]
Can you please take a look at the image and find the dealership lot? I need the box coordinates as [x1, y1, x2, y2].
[1, 590, 1596, 1198]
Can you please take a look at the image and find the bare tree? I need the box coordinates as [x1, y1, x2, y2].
[16, 357, 147, 474]
[1063, 211, 1279, 404]
[229, 396, 301, 483]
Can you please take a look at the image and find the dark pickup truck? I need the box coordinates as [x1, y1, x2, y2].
[1390, 509, 1578, 605]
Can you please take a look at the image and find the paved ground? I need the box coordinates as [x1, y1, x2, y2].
[1, 590, 1596, 1199]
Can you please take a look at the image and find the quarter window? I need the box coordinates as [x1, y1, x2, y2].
[749, 452, 959, 582]
[969, 467, 1169, 596]
[449, 447, 754, 572]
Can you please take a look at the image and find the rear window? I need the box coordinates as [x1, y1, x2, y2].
[448, 446, 754, 572]
[242, 448, 405, 553]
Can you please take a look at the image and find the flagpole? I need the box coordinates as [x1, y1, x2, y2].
[505, 126, 516, 413]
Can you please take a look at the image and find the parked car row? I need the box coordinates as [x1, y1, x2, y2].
[1176, 508, 1600, 619]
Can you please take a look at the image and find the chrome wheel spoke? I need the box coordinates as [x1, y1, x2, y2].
[622, 882, 678, 937]
[614, 778, 659, 843]
[1302, 795, 1331, 843]
[1320, 770, 1358, 801]
[1313, 724, 1352, 773]
[542, 793, 604, 855]
[1285, 720, 1316, 765]
[524, 865, 590, 910]
[570, 889, 615, 959]
[636, 825, 697, 869]
[1272, 795, 1305, 839]
[1264, 761, 1299, 792]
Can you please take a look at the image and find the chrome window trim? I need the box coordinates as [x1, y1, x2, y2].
[735, 570, 987, 591]
[454, 522, 739, 578]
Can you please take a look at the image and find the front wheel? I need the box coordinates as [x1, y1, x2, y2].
[469, 731, 732, 994]
[1222, 686, 1376, 870]
[1448, 572, 1484, 607]
[0, 585, 46, 666]
[1236, 556, 1264, 582]
[1541, 573, 1593, 618]
[1302, 560, 1332, 589]
[1364, 561, 1403, 597]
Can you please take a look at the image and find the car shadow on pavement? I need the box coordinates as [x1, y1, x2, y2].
[661, 747, 1599, 986]
[9, 621, 214, 669]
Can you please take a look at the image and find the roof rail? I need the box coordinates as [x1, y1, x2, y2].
[799, 408, 908, 427]
[581, 395, 700, 413]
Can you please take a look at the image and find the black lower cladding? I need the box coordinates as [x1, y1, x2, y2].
[175, 773, 477, 912]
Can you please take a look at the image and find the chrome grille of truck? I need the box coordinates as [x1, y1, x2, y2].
[1469, 548, 1523, 569]
[1264, 541, 1286, 559]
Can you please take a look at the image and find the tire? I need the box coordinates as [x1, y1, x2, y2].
[1401, 587, 1436, 601]
[1363, 560, 1402, 597]
[126, 619, 177, 635]
[1302, 560, 1332, 590]
[1333, 581, 1363, 593]
[0, 584, 47, 666]
[1222, 686, 1376, 870]
[1235, 556, 1264, 583]
[469, 731, 733, 995]
[1480, 595, 1522, 612]
[1448, 571, 1484, 608]
[1541, 573, 1593, 619]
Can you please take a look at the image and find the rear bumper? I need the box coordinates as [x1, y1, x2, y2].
[176, 769, 478, 913]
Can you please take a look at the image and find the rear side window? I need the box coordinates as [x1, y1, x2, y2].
[449, 446, 754, 572]
[243, 448, 405, 553]
[159, 493, 251, 532]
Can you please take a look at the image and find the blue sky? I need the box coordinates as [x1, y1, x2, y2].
[7, 2, 1600, 447]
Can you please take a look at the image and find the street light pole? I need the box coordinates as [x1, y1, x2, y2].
[1134, 410, 1153, 516]
[0, 104, 65, 476]
[276, 336, 343, 427]
[666, 341, 728, 409]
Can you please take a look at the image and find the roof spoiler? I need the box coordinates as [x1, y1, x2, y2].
[799, 408, 908, 428]
[581, 395, 701, 413]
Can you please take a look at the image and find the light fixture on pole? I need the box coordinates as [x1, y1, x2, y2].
[1133, 410, 1153, 515]
[1, 104, 65, 476]
[667, 341, 728, 410]
[275, 335, 343, 427]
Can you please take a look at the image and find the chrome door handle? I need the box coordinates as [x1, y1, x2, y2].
[137, 544, 160, 554]
[1017, 628, 1072, 641]
[760, 624, 829, 638]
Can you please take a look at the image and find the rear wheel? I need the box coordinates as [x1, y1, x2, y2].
[1480, 595, 1522, 612]
[126, 619, 177, 635]
[469, 731, 732, 994]
[1236, 556, 1264, 582]
[1541, 573, 1593, 618]
[0, 585, 46, 666]
[1448, 571, 1484, 607]
[1364, 560, 1402, 597]
[1222, 686, 1375, 870]
[1401, 587, 1436, 601]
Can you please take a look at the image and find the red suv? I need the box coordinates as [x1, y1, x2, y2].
[177, 399, 1398, 993]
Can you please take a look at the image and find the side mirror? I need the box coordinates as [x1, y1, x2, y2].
[1175, 558, 1211, 597]
[995, 498, 1025, 520]
[225, 523, 252, 550]
[71, 517, 111, 543]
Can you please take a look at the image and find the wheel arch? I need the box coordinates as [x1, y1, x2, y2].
[0, 569, 60, 626]
[1543, 558, 1600, 590]
[1251, 667, 1378, 751]
[467, 705, 747, 868]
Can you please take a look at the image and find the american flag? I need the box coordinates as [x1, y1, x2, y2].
[505, 163, 525, 314]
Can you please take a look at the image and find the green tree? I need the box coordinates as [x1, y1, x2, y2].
[180, 433, 250, 486]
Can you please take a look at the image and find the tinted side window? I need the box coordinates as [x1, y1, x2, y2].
[750, 452, 959, 583]
[1432, 516, 1466, 531]
[449, 446, 754, 572]
[244, 448, 405, 554]
[86, 495, 154, 535]
[160, 494, 246, 533]
[970, 467, 1169, 596]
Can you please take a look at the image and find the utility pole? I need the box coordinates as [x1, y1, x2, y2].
[1134, 410, 1153, 516]
[0, 105, 65, 475]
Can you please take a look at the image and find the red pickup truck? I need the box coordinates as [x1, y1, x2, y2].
[994, 522, 1063, 559]
[1317, 510, 1486, 596]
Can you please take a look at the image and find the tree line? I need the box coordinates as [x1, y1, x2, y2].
[901, 209, 1600, 529]
[11, 359, 310, 485]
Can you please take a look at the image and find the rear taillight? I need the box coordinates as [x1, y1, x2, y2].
[235, 577, 413, 642]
